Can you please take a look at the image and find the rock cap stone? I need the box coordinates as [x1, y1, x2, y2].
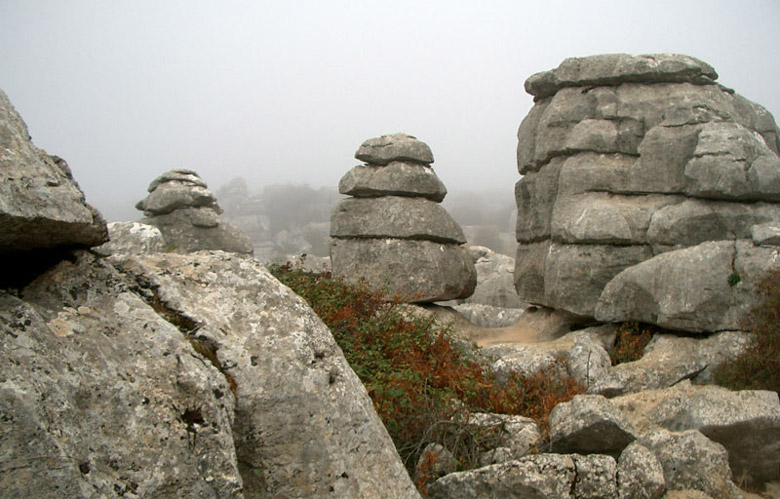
[525, 54, 718, 98]
[355, 133, 434, 165]
[338, 161, 447, 202]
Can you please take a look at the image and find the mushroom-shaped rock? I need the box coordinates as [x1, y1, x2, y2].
[355, 132, 434, 165]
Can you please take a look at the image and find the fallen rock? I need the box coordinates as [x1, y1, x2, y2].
[114, 251, 419, 498]
[617, 442, 666, 499]
[549, 394, 638, 456]
[0, 89, 107, 254]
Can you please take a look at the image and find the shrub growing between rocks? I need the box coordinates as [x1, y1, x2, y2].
[610, 322, 654, 365]
[269, 262, 582, 486]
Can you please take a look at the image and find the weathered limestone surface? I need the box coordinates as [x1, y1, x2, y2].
[331, 134, 476, 302]
[94, 221, 165, 256]
[514, 54, 780, 327]
[0, 89, 107, 254]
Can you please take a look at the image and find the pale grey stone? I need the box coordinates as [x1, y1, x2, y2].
[465, 413, 541, 460]
[330, 196, 466, 244]
[94, 221, 165, 256]
[427, 454, 576, 499]
[595, 240, 774, 333]
[556, 152, 646, 196]
[355, 132, 433, 165]
[751, 222, 780, 245]
[549, 394, 637, 455]
[525, 54, 718, 98]
[462, 245, 525, 309]
[517, 98, 551, 174]
[638, 429, 739, 498]
[137, 180, 217, 215]
[115, 251, 419, 498]
[146, 168, 208, 192]
[449, 303, 524, 328]
[572, 454, 618, 499]
[630, 124, 702, 194]
[338, 161, 447, 202]
[618, 442, 666, 499]
[330, 238, 476, 303]
[142, 207, 253, 255]
[515, 157, 563, 243]
[514, 240, 551, 306]
[0, 89, 107, 253]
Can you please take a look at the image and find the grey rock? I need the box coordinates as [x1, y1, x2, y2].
[592, 331, 752, 397]
[415, 443, 457, 481]
[618, 442, 666, 499]
[1, 252, 243, 497]
[525, 54, 718, 98]
[146, 168, 208, 192]
[616, 383, 780, 485]
[549, 394, 638, 456]
[515, 157, 562, 243]
[595, 240, 772, 333]
[629, 124, 702, 194]
[427, 454, 577, 499]
[751, 222, 780, 245]
[0, 89, 107, 253]
[517, 98, 551, 174]
[514, 240, 551, 305]
[330, 238, 476, 303]
[465, 412, 541, 461]
[556, 152, 639, 196]
[463, 245, 525, 309]
[338, 161, 447, 202]
[330, 196, 466, 244]
[137, 180, 217, 215]
[448, 303, 524, 328]
[94, 221, 165, 256]
[355, 132, 434, 165]
[638, 429, 739, 498]
[573, 454, 618, 499]
[115, 251, 419, 498]
[142, 207, 254, 254]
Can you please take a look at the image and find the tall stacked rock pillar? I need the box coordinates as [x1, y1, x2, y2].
[514, 54, 780, 330]
[331, 133, 477, 303]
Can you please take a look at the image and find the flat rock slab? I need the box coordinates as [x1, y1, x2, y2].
[330, 238, 476, 303]
[355, 132, 433, 165]
[339, 161, 447, 202]
[0, 89, 107, 253]
[330, 196, 466, 244]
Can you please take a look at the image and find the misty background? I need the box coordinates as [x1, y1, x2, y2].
[2, 1, 779, 257]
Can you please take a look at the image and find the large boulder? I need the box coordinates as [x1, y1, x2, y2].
[137, 170, 253, 255]
[113, 251, 419, 498]
[331, 134, 476, 303]
[514, 54, 780, 325]
[94, 221, 165, 256]
[548, 394, 638, 456]
[0, 89, 107, 255]
[617, 442, 666, 499]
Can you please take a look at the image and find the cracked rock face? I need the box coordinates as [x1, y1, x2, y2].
[514, 54, 780, 329]
[331, 134, 476, 303]
[136, 169, 253, 255]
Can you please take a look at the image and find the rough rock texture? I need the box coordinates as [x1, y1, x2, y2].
[591, 331, 752, 397]
[427, 454, 616, 499]
[595, 240, 777, 332]
[137, 169, 253, 255]
[94, 221, 165, 256]
[514, 54, 780, 326]
[114, 251, 419, 498]
[464, 412, 541, 461]
[549, 394, 638, 456]
[617, 442, 666, 499]
[462, 246, 526, 309]
[331, 134, 476, 302]
[1, 252, 243, 497]
[638, 429, 740, 498]
[613, 382, 780, 485]
[0, 89, 107, 254]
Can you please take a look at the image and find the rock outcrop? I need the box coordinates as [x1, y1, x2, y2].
[0, 89, 107, 257]
[137, 169, 253, 255]
[331, 133, 476, 302]
[514, 53, 780, 330]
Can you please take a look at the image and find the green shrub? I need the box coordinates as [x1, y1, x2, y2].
[268, 263, 583, 484]
[714, 266, 780, 394]
[610, 322, 654, 365]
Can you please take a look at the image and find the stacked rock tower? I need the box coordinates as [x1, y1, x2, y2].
[136, 168, 253, 254]
[330, 133, 477, 302]
[514, 54, 780, 331]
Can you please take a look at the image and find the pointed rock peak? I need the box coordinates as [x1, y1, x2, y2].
[525, 53, 718, 98]
[355, 132, 434, 165]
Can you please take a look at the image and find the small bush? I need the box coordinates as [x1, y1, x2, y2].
[714, 267, 780, 394]
[609, 322, 654, 365]
[269, 263, 583, 483]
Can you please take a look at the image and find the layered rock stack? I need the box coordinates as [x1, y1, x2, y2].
[330, 133, 477, 302]
[136, 169, 253, 254]
[514, 54, 780, 332]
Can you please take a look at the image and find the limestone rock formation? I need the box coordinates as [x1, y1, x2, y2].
[94, 221, 165, 256]
[514, 54, 780, 329]
[137, 169, 253, 254]
[548, 394, 638, 456]
[331, 133, 476, 302]
[0, 89, 107, 255]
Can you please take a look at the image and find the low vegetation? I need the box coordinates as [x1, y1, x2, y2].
[609, 321, 655, 365]
[714, 267, 780, 394]
[268, 262, 582, 489]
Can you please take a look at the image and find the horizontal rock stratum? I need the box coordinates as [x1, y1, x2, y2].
[514, 53, 780, 331]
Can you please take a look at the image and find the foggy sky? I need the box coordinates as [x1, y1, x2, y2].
[2, 0, 779, 221]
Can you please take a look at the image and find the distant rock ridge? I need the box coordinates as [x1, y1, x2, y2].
[514, 53, 780, 332]
[136, 169, 254, 254]
[331, 133, 477, 302]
